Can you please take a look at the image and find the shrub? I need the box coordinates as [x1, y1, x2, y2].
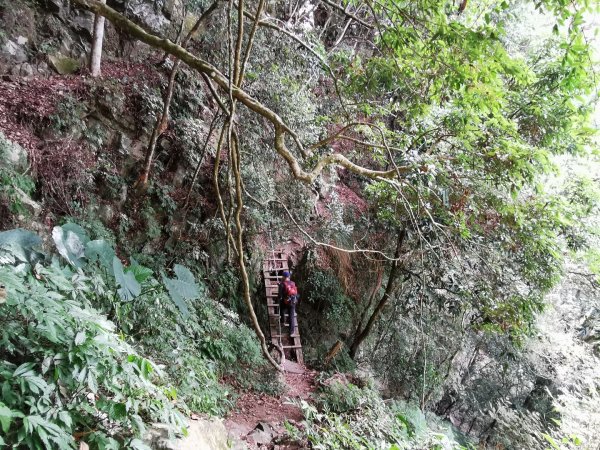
[0, 222, 275, 448]
[0, 233, 186, 449]
[0, 133, 36, 221]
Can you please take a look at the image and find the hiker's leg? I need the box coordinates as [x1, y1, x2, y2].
[290, 304, 296, 334]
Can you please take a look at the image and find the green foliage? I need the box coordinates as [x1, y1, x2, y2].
[52, 223, 90, 268]
[0, 229, 44, 266]
[161, 264, 199, 317]
[293, 378, 469, 449]
[113, 256, 142, 302]
[0, 262, 185, 449]
[585, 249, 600, 282]
[49, 95, 87, 135]
[0, 133, 35, 218]
[304, 270, 356, 336]
[140, 202, 163, 242]
[1, 222, 272, 431]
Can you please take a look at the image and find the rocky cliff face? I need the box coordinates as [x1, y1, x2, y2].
[0, 0, 186, 78]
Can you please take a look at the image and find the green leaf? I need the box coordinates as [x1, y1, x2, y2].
[13, 362, 37, 377]
[85, 240, 115, 271]
[543, 433, 561, 450]
[173, 264, 195, 284]
[161, 264, 198, 318]
[129, 438, 152, 450]
[0, 402, 13, 433]
[58, 411, 72, 430]
[113, 257, 141, 302]
[126, 258, 153, 283]
[111, 403, 127, 420]
[52, 223, 89, 268]
[0, 228, 43, 265]
[74, 331, 86, 346]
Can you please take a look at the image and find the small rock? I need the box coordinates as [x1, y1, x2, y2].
[249, 422, 275, 446]
[0, 136, 28, 170]
[117, 132, 132, 155]
[249, 430, 273, 446]
[162, 0, 183, 20]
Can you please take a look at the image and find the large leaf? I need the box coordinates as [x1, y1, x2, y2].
[52, 223, 89, 268]
[85, 239, 115, 271]
[161, 264, 199, 317]
[0, 229, 43, 265]
[113, 257, 141, 302]
[126, 258, 153, 283]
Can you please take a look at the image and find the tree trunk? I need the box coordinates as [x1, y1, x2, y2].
[349, 228, 406, 359]
[90, 0, 107, 77]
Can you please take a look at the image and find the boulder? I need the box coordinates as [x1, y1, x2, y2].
[11, 63, 34, 77]
[162, 0, 183, 21]
[145, 418, 238, 450]
[126, 0, 171, 33]
[2, 40, 28, 63]
[12, 187, 42, 217]
[70, 10, 95, 39]
[249, 422, 276, 446]
[58, 32, 76, 56]
[42, 0, 69, 16]
[48, 53, 80, 74]
[0, 135, 28, 171]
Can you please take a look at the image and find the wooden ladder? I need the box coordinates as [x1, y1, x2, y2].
[263, 248, 303, 364]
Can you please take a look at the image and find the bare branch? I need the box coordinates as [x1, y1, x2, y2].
[321, 0, 375, 30]
[244, 190, 404, 262]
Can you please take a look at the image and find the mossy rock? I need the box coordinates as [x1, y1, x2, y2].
[48, 53, 80, 74]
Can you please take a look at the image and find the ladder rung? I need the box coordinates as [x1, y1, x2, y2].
[282, 345, 302, 349]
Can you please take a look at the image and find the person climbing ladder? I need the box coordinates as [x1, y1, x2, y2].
[278, 271, 299, 335]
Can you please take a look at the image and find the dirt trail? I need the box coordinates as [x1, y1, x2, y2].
[225, 361, 317, 449]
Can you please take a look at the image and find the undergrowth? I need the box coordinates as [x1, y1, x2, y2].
[288, 376, 472, 450]
[0, 223, 273, 449]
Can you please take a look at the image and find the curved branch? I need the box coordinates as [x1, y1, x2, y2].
[321, 0, 375, 30]
[72, 0, 404, 184]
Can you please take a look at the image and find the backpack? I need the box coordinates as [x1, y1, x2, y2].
[282, 280, 298, 305]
